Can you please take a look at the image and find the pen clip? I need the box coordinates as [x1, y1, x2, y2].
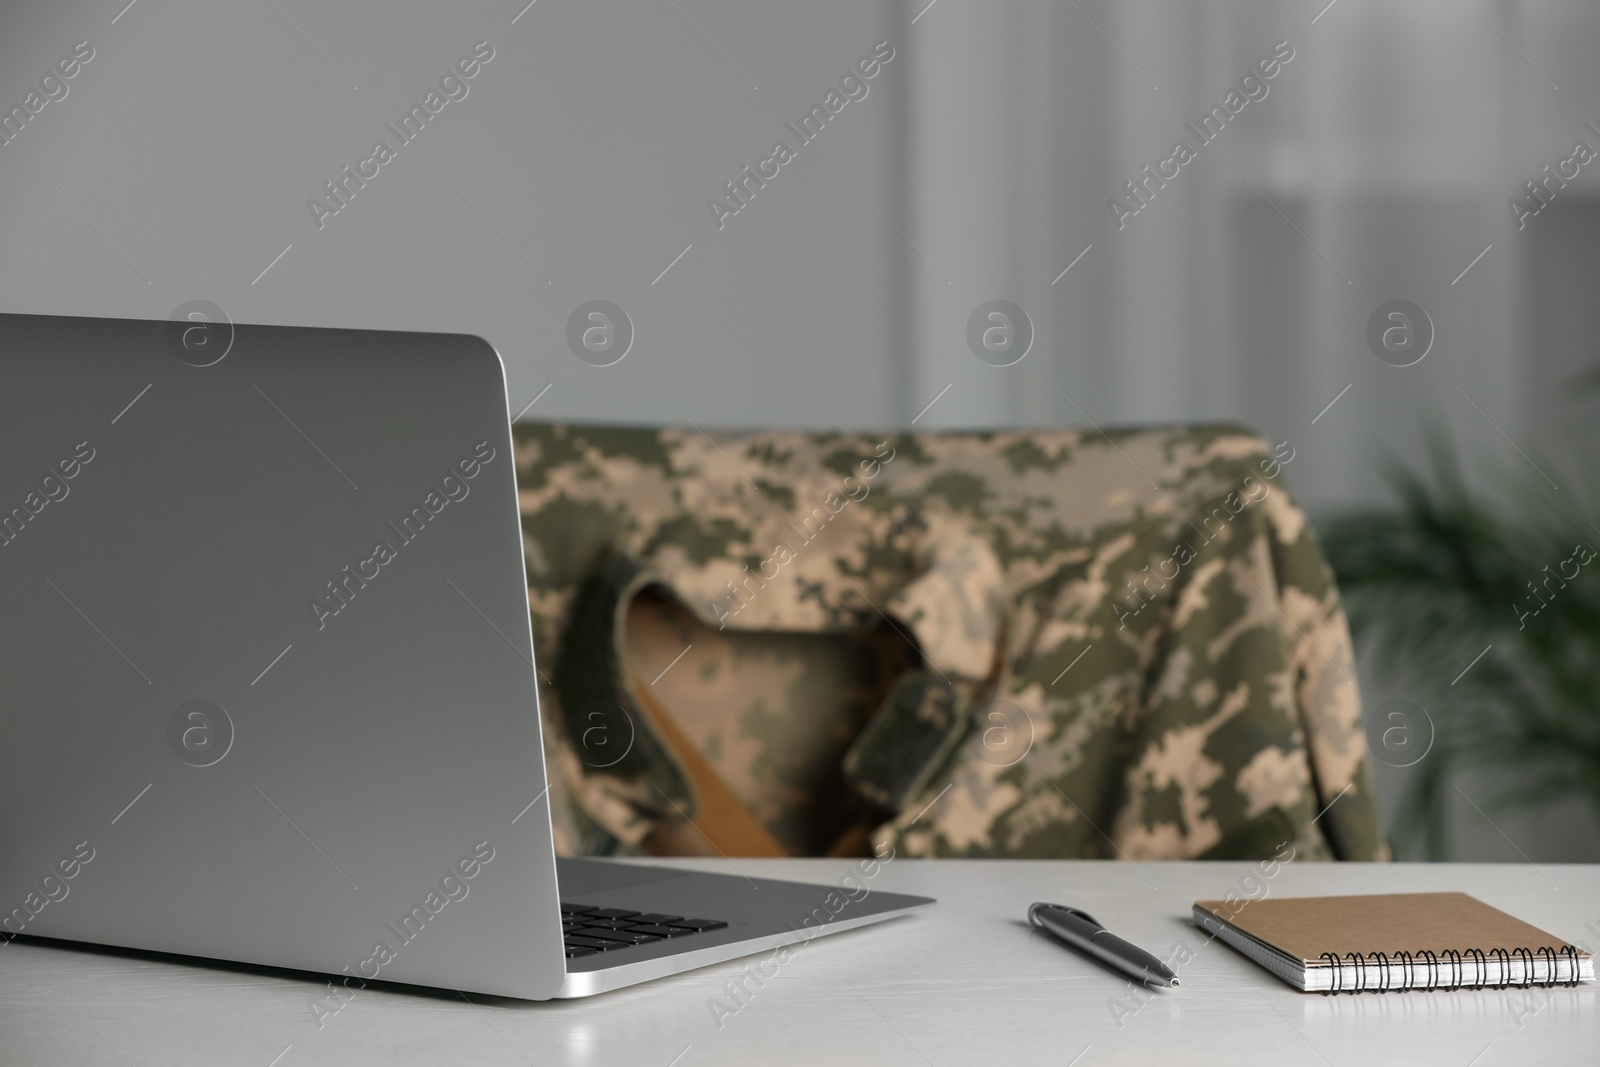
[1028, 902, 1102, 929]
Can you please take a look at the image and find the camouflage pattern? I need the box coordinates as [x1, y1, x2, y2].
[515, 421, 1388, 862]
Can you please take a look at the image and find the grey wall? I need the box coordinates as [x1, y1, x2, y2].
[0, 0, 911, 428]
[3, 0, 1598, 860]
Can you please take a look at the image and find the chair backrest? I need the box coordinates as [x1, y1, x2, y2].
[513, 420, 1388, 863]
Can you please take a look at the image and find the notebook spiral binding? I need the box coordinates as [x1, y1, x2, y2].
[1316, 944, 1583, 995]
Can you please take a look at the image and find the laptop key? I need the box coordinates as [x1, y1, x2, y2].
[565, 934, 631, 951]
[669, 919, 729, 931]
[567, 925, 638, 939]
[564, 946, 599, 958]
[630, 913, 684, 925]
[627, 924, 694, 938]
[559, 902, 600, 914]
[591, 930, 663, 946]
[583, 908, 641, 919]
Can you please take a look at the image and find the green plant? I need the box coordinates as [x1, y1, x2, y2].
[1320, 433, 1600, 858]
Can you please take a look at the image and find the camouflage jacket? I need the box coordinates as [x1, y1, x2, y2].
[515, 421, 1388, 862]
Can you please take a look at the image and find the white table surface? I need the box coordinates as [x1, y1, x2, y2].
[2, 858, 1595, 1066]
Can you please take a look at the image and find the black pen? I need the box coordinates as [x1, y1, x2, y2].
[1028, 902, 1179, 988]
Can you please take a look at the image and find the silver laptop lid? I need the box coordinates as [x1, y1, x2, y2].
[0, 313, 565, 998]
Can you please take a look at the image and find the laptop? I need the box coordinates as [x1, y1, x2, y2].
[0, 312, 932, 999]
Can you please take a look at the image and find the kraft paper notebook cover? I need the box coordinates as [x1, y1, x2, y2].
[1192, 892, 1595, 993]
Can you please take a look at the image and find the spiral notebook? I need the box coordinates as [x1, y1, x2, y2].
[1193, 892, 1594, 993]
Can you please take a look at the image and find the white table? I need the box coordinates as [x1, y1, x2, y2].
[3, 859, 1595, 1065]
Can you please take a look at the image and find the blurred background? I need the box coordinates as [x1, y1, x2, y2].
[2, 0, 1597, 861]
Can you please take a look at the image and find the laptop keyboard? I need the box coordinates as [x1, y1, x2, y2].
[561, 902, 729, 958]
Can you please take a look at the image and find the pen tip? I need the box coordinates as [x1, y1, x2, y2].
[1168, 978, 1181, 988]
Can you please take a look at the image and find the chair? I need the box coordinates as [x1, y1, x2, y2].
[514, 421, 1387, 862]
